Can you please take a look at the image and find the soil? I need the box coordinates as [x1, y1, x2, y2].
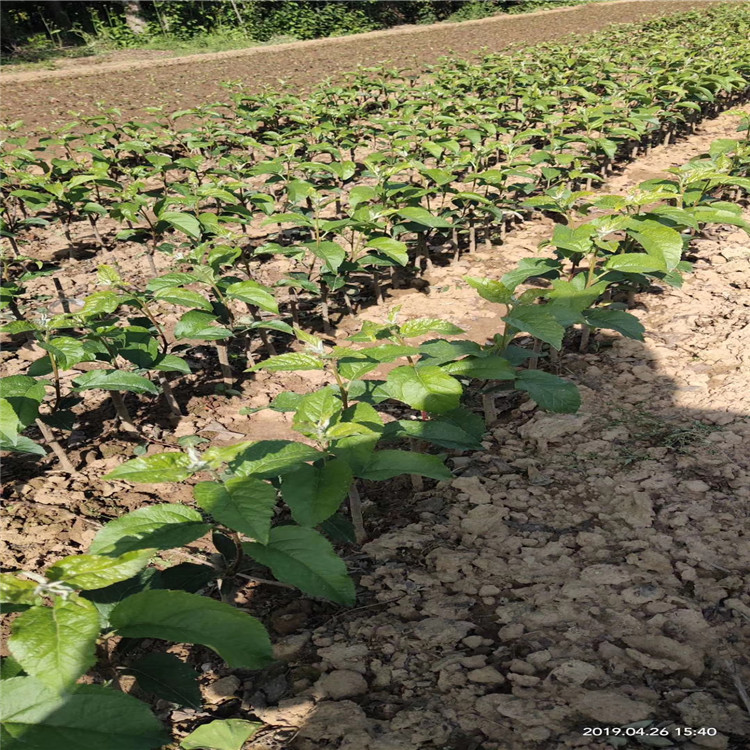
[0, 0, 726, 135]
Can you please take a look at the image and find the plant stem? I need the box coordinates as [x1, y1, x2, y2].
[158, 375, 183, 417]
[216, 342, 233, 388]
[35, 418, 77, 474]
[110, 392, 139, 434]
[349, 483, 366, 544]
[482, 392, 498, 426]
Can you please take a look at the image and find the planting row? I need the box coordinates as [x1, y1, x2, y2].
[2, 129, 749, 748]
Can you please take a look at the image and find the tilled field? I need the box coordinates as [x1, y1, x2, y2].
[1, 5, 749, 750]
[0, 0, 725, 135]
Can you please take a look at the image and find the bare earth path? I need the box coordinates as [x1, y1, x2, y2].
[0, 0, 723, 134]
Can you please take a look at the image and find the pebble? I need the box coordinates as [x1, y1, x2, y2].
[313, 670, 368, 700]
[467, 666, 505, 685]
[203, 675, 240, 703]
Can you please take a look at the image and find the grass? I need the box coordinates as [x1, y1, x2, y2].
[0, 31, 300, 71]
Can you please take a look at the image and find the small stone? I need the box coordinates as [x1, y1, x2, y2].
[460, 655, 487, 669]
[462, 635, 484, 649]
[692, 732, 729, 749]
[548, 660, 604, 686]
[624, 635, 704, 678]
[574, 690, 653, 724]
[467, 666, 505, 685]
[681, 480, 710, 493]
[203, 675, 240, 703]
[313, 670, 368, 700]
[252, 696, 315, 727]
[317, 643, 369, 674]
[273, 632, 311, 662]
[579, 564, 632, 585]
[508, 659, 535, 675]
[507, 673, 540, 687]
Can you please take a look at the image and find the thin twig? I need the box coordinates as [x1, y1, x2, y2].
[236, 573, 295, 590]
[726, 660, 750, 717]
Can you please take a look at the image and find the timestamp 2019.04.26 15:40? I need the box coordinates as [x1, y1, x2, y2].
[581, 726, 719, 739]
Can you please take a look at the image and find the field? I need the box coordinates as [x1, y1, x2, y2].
[1, 2, 750, 749]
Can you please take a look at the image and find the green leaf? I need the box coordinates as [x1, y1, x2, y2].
[396, 207, 452, 229]
[365, 237, 408, 265]
[303, 240, 346, 272]
[584, 308, 645, 341]
[0, 376, 46, 428]
[0, 655, 23, 680]
[78, 291, 125, 318]
[9, 596, 100, 693]
[443, 355, 516, 380]
[249, 352, 323, 372]
[0, 575, 39, 611]
[174, 311, 232, 341]
[73, 370, 160, 395]
[244, 526, 354, 605]
[516, 370, 580, 413]
[689, 204, 750, 232]
[387, 408, 485, 451]
[153, 287, 212, 311]
[147, 272, 201, 292]
[383, 365, 462, 414]
[292, 388, 343, 436]
[501, 257, 562, 290]
[548, 223, 595, 256]
[89, 506, 211, 555]
[181, 719, 262, 750]
[399, 318, 464, 338]
[225, 281, 278, 314]
[160, 211, 202, 240]
[281, 460, 353, 527]
[123, 653, 201, 708]
[41, 337, 94, 370]
[626, 218, 684, 271]
[358, 450, 451, 481]
[503, 305, 566, 350]
[152, 353, 191, 373]
[604, 253, 664, 273]
[194, 478, 276, 544]
[47, 550, 153, 590]
[104, 452, 195, 483]
[0, 427, 46, 456]
[0, 677, 167, 750]
[418, 339, 482, 365]
[465, 276, 513, 304]
[110, 590, 272, 669]
[228, 440, 323, 479]
[349, 186, 377, 208]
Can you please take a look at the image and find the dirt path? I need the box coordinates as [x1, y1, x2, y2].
[0, 0, 723, 135]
